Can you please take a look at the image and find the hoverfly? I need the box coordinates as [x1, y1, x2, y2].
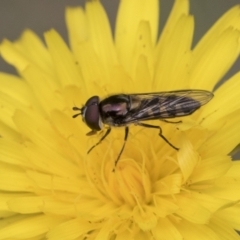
[73, 90, 213, 166]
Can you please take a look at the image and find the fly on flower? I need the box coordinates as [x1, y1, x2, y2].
[73, 90, 213, 166]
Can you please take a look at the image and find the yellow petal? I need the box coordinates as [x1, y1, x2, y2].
[0, 193, 31, 217]
[154, 15, 193, 90]
[203, 176, 240, 201]
[21, 65, 66, 113]
[0, 40, 65, 113]
[14, 30, 53, 74]
[71, 41, 110, 96]
[86, 0, 118, 68]
[177, 136, 199, 182]
[191, 5, 240, 89]
[44, 29, 84, 87]
[190, 155, 232, 184]
[225, 161, 240, 177]
[47, 218, 100, 240]
[65, 7, 88, 49]
[210, 216, 240, 240]
[0, 215, 64, 239]
[24, 143, 80, 178]
[0, 163, 31, 192]
[175, 218, 219, 239]
[133, 205, 158, 231]
[153, 173, 182, 195]
[115, 0, 159, 72]
[200, 110, 240, 157]
[131, 21, 154, 82]
[190, 28, 240, 89]
[0, 90, 25, 130]
[29, 195, 102, 217]
[0, 73, 40, 130]
[175, 193, 212, 224]
[8, 196, 45, 214]
[0, 139, 29, 167]
[13, 110, 81, 177]
[0, 39, 31, 72]
[26, 171, 86, 194]
[215, 204, 240, 231]
[152, 217, 182, 240]
[155, 0, 189, 61]
[193, 5, 240, 61]
[186, 192, 233, 213]
[0, 121, 21, 142]
[0, 72, 37, 107]
[153, 195, 179, 217]
[199, 72, 240, 127]
[134, 55, 153, 92]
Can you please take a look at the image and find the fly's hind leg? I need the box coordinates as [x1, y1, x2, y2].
[160, 119, 182, 124]
[136, 122, 179, 151]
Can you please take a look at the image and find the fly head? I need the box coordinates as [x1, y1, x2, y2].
[72, 96, 103, 133]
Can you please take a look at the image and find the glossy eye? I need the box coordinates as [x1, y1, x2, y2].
[83, 96, 102, 131]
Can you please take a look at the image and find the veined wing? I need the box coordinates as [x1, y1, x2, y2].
[121, 89, 213, 123]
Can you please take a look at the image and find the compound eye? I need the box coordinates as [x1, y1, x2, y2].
[83, 96, 101, 131]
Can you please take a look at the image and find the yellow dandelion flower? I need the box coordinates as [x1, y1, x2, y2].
[0, 0, 240, 239]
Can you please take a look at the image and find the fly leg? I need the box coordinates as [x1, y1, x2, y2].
[160, 119, 182, 124]
[113, 126, 129, 171]
[136, 122, 179, 151]
[87, 128, 111, 154]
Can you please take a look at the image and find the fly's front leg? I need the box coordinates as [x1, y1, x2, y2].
[87, 128, 111, 154]
[136, 122, 179, 151]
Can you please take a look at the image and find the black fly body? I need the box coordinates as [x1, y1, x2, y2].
[73, 90, 214, 166]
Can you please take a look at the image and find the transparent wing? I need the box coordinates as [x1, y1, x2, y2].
[121, 89, 213, 123]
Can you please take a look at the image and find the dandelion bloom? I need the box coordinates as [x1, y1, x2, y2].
[1, 0, 240, 239]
